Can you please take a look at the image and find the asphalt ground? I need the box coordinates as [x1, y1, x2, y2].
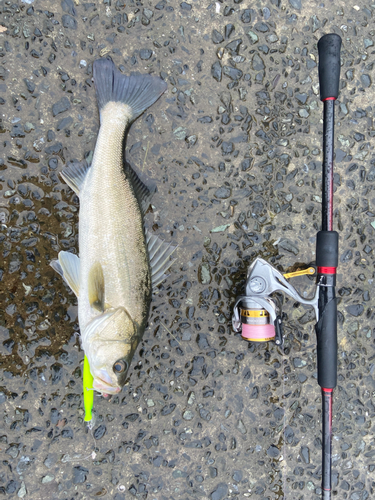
[0, 1, 375, 499]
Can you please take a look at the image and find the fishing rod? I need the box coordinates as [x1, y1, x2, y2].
[232, 33, 342, 500]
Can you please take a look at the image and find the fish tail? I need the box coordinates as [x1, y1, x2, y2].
[93, 57, 167, 122]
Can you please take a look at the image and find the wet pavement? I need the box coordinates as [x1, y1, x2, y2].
[1, 0, 375, 499]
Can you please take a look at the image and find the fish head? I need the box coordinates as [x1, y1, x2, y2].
[83, 307, 137, 394]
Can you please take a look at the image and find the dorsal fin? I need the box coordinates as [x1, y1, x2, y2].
[124, 161, 156, 214]
[88, 262, 105, 312]
[60, 161, 90, 196]
[50, 251, 80, 297]
[145, 229, 177, 289]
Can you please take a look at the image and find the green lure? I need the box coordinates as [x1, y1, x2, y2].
[83, 355, 94, 422]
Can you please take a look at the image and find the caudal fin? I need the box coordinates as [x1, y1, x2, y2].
[93, 58, 167, 122]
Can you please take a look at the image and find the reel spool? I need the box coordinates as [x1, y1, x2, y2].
[240, 306, 275, 342]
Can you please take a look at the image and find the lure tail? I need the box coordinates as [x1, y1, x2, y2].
[83, 355, 94, 422]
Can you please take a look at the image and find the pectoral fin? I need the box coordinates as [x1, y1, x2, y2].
[50, 251, 80, 297]
[88, 262, 105, 312]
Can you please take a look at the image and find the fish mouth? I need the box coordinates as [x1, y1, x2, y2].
[93, 376, 121, 395]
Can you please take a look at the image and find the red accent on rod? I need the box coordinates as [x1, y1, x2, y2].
[318, 266, 336, 274]
[322, 388, 333, 393]
[323, 97, 336, 101]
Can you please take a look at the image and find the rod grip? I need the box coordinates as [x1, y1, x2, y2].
[315, 296, 337, 389]
[318, 34, 342, 101]
[316, 231, 338, 268]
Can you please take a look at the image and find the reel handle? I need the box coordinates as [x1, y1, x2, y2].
[318, 33, 342, 101]
[274, 316, 284, 346]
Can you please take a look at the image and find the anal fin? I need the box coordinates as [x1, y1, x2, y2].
[146, 229, 177, 289]
[60, 161, 90, 196]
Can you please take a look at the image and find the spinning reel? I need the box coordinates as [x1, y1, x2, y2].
[232, 257, 319, 346]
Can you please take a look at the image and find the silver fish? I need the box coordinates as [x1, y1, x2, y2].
[51, 58, 176, 395]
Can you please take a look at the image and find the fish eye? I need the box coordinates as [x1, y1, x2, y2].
[113, 360, 127, 373]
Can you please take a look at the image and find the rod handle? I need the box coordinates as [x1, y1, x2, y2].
[318, 34, 342, 101]
[315, 296, 337, 389]
[316, 231, 338, 268]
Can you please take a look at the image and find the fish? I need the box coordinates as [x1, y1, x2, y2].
[51, 58, 176, 395]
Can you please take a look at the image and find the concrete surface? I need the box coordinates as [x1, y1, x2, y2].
[0, 0, 375, 499]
